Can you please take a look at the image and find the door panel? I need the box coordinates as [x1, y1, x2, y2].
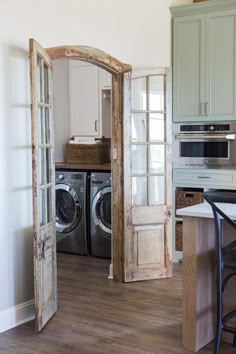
[132, 206, 167, 225]
[124, 69, 172, 282]
[29, 38, 57, 331]
[134, 226, 164, 267]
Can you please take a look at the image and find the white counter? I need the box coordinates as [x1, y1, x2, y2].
[176, 202, 236, 219]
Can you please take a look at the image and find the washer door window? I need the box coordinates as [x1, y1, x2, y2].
[56, 184, 81, 233]
[92, 186, 111, 237]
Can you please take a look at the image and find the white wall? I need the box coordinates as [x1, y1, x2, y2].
[53, 59, 70, 162]
[0, 0, 192, 330]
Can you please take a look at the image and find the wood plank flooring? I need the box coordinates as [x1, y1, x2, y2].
[0, 253, 235, 354]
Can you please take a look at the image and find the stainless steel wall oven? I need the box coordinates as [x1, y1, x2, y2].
[172, 123, 236, 168]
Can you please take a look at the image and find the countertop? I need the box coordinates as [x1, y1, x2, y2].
[176, 202, 236, 219]
[55, 162, 111, 171]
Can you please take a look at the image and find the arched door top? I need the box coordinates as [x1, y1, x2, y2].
[46, 45, 132, 75]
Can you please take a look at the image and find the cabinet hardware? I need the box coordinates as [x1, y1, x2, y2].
[205, 102, 208, 116]
[200, 103, 204, 116]
[226, 134, 236, 140]
[175, 133, 233, 140]
[197, 176, 211, 179]
[95, 120, 98, 132]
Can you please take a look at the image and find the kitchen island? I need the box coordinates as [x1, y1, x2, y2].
[177, 202, 236, 352]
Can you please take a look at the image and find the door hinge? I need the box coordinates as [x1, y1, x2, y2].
[112, 148, 118, 160]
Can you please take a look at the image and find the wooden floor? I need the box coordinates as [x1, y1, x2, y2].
[0, 254, 236, 354]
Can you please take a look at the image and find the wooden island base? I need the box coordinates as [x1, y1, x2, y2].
[182, 216, 236, 352]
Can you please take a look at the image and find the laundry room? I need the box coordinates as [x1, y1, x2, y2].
[52, 58, 113, 273]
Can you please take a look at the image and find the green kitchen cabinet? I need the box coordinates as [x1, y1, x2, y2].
[171, 1, 236, 123]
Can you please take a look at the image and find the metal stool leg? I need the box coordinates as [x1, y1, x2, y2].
[214, 237, 222, 354]
[233, 323, 236, 347]
[214, 281, 222, 354]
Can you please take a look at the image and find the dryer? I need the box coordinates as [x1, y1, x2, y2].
[90, 172, 111, 258]
[56, 170, 88, 255]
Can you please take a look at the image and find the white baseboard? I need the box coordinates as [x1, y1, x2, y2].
[0, 300, 35, 333]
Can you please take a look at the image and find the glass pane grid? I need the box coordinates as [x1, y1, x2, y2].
[131, 74, 166, 206]
[36, 54, 54, 227]
[37, 55, 52, 105]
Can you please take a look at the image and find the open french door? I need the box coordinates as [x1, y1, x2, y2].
[29, 39, 57, 331]
[123, 68, 172, 282]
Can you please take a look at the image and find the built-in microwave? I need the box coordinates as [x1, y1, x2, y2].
[172, 123, 236, 168]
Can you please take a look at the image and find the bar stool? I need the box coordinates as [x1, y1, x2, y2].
[204, 191, 236, 354]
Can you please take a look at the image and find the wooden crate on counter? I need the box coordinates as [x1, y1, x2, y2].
[65, 142, 110, 164]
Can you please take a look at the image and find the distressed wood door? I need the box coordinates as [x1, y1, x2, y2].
[123, 69, 172, 282]
[29, 39, 57, 331]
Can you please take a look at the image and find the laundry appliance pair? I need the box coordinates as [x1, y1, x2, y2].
[55, 170, 111, 259]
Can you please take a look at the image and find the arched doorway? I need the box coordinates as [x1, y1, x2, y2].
[30, 39, 131, 331]
[46, 44, 132, 283]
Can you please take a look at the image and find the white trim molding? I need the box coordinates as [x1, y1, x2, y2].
[0, 300, 35, 333]
[170, 0, 236, 17]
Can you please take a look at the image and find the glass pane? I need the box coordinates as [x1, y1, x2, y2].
[37, 108, 42, 144]
[45, 107, 50, 144]
[46, 148, 52, 184]
[47, 187, 52, 223]
[132, 145, 147, 174]
[39, 107, 44, 144]
[44, 62, 49, 103]
[149, 113, 165, 142]
[131, 113, 146, 142]
[39, 148, 45, 185]
[37, 55, 43, 102]
[40, 189, 46, 226]
[148, 176, 165, 205]
[149, 75, 164, 111]
[149, 145, 165, 174]
[37, 56, 42, 102]
[132, 176, 147, 206]
[132, 77, 146, 110]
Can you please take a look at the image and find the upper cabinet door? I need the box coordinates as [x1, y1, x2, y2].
[29, 39, 57, 331]
[173, 14, 205, 122]
[206, 10, 236, 121]
[172, 4, 236, 123]
[123, 69, 172, 282]
[69, 61, 101, 137]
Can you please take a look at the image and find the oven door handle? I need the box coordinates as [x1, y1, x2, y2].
[174, 134, 236, 140]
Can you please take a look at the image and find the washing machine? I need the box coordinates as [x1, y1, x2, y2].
[56, 170, 88, 255]
[90, 172, 112, 258]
